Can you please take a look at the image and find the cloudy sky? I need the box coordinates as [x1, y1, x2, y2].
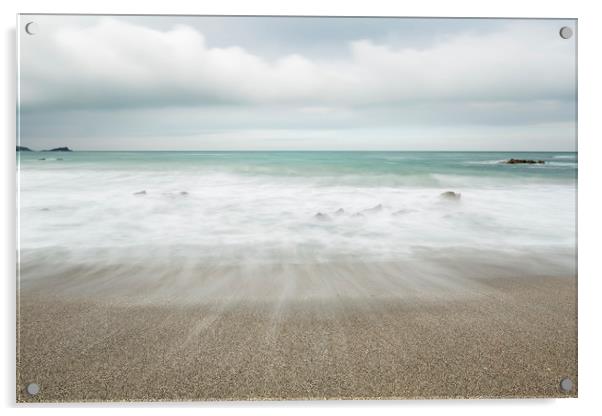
[18, 15, 576, 151]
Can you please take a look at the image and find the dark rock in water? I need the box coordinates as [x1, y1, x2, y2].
[180, 191, 188, 196]
[57, 158, 63, 161]
[440, 191, 461, 201]
[38, 158, 46, 161]
[361, 204, 383, 214]
[333, 208, 345, 216]
[48, 147, 73, 152]
[314, 212, 331, 221]
[16, 146, 32, 151]
[134, 190, 147, 196]
[505, 158, 545, 164]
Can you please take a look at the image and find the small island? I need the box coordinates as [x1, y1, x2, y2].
[46, 147, 73, 152]
[17, 146, 74, 152]
[505, 158, 545, 165]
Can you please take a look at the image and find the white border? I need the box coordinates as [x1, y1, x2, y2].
[2, 1, 601, 414]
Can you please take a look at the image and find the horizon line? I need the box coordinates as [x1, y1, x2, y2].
[16, 149, 577, 152]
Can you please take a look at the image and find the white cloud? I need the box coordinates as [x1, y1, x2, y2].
[20, 18, 575, 109]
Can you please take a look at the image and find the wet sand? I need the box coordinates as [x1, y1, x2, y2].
[16, 264, 577, 402]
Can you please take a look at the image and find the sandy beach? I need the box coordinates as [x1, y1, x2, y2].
[17, 260, 577, 402]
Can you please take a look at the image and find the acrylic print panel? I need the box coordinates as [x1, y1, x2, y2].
[16, 15, 577, 402]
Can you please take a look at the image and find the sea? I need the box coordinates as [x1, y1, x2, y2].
[17, 151, 577, 288]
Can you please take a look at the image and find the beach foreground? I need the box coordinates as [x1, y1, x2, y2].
[17, 266, 576, 402]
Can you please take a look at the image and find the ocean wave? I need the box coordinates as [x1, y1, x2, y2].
[548, 161, 578, 167]
[18, 165, 576, 263]
[17, 151, 577, 271]
[463, 160, 507, 165]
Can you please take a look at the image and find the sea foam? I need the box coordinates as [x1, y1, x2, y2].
[17, 151, 577, 288]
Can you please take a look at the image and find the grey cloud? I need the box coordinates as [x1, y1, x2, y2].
[18, 15, 577, 151]
[20, 17, 575, 109]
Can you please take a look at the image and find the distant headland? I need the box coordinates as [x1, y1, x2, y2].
[16, 146, 73, 152]
[46, 147, 73, 152]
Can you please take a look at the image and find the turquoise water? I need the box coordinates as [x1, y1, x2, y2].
[18, 151, 577, 185]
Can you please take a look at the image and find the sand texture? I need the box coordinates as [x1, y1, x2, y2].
[16, 262, 577, 402]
